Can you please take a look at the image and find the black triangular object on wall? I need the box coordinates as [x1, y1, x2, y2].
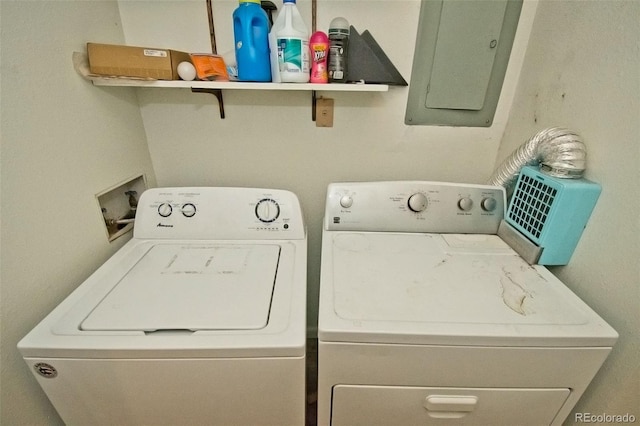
[347, 26, 407, 86]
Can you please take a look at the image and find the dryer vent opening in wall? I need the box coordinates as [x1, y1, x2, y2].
[405, 0, 523, 127]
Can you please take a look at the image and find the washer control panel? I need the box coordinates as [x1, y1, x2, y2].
[325, 181, 505, 234]
[133, 187, 305, 240]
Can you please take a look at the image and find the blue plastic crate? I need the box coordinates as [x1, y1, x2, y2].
[506, 166, 601, 265]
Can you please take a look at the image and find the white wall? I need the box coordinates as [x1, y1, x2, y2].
[118, 0, 537, 331]
[496, 1, 640, 422]
[0, 1, 156, 425]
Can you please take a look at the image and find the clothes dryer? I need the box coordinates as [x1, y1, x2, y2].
[19, 187, 307, 426]
[318, 181, 617, 426]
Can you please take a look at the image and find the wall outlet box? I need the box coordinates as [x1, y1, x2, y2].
[96, 174, 147, 242]
[316, 98, 334, 128]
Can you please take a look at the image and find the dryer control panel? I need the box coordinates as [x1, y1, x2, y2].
[133, 187, 306, 240]
[325, 181, 505, 234]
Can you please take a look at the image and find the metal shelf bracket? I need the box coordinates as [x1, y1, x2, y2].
[191, 88, 225, 119]
[312, 90, 317, 121]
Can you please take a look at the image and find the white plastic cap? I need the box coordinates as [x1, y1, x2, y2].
[329, 17, 349, 31]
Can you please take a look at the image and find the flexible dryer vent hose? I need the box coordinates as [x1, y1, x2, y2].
[488, 127, 587, 191]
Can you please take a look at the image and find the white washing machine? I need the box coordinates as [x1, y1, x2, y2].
[318, 181, 617, 426]
[19, 187, 307, 426]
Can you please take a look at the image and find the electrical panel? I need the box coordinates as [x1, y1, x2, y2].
[405, 0, 523, 127]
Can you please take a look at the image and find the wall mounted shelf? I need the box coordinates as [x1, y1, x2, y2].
[75, 52, 389, 120]
[89, 77, 388, 120]
[89, 77, 389, 92]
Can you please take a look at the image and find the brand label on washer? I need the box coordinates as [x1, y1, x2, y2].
[34, 362, 57, 378]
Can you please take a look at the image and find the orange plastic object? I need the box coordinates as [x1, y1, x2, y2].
[189, 54, 229, 81]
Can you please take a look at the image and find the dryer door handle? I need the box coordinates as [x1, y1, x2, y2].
[424, 395, 478, 417]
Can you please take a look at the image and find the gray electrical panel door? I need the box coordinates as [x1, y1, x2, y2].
[405, 0, 523, 127]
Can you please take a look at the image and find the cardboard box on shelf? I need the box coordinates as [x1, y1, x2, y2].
[87, 43, 192, 80]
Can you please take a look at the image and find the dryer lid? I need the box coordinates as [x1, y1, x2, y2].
[320, 232, 618, 347]
[329, 233, 588, 326]
[81, 244, 280, 332]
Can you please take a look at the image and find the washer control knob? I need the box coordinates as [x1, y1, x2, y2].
[407, 193, 428, 213]
[340, 195, 354, 209]
[255, 198, 280, 223]
[181, 203, 196, 217]
[457, 197, 474, 211]
[158, 203, 173, 217]
[481, 197, 498, 212]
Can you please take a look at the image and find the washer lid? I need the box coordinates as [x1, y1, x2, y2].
[81, 244, 280, 332]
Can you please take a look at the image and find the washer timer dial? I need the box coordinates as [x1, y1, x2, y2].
[255, 198, 280, 223]
[339, 195, 354, 209]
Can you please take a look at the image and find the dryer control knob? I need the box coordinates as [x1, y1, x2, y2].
[255, 198, 280, 223]
[158, 203, 173, 217]
[408, 193, 428, 213]
[481, 197, 498, 212]
[458, 197, 474, 211]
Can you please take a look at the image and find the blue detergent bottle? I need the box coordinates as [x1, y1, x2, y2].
[233, 0, 272, 82]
